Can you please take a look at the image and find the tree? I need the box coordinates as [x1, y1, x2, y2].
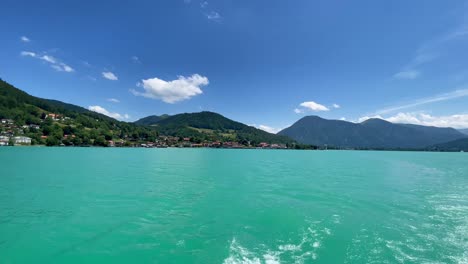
[93, 136, 108, 147]
[46, 136, 60, 146]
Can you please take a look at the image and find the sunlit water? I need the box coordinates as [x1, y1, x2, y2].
[0, 148, 467, 263]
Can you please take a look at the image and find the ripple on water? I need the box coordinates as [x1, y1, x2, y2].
[345, 186, 468, 264]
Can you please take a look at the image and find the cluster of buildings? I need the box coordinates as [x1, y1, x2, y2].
[46, 113, 69, 121]
[1, 114, 68, 146]
[133, 136, 288, 149]
[0, 135, 32, 146]
[1, 119, 33, 146]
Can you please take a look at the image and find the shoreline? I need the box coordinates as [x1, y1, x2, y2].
[1, 145, 465, 152]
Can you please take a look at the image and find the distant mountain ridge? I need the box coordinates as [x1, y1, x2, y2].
[278, 116, 466, 149]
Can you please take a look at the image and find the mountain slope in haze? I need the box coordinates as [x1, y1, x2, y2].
[428, 138, 468, 152]
[459, 128, 468, 135]
[136, 111, 294, 145]
[134, 114, 170, 126]
[278, 116, 466, 149]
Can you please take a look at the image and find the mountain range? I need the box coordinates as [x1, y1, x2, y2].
[278, 116, 467, 149]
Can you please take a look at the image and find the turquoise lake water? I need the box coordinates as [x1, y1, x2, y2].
[0, 148, 467, 263]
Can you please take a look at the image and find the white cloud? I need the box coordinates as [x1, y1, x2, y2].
[294, 108, 304, 114]
[88, 105, 129, 120]
[375, 88, 468, 115]
[200, 1, 208, 8]
[258, 125, 281, 134]
[51, 63, 74, 72]
[332, 103, 340, 109]
[250, 124, 285, 134]
[41, 55, 56, 64]
[102, 71, 118, 81]
[394, 70, 420, 80]
[20, 51, 74, 73]
[20, 36, 31, 42]
[340, 117, 346, 121]
[359, 112, 468, 129]
[131, 56, 140, 63]
[62, 64, 74, 72]
[21, 51, 36, 57]
[206, 11, 222, 22]
[107, 98, 120, 103]
[298, 101, 330, 112]
[131, 74, 208, 103]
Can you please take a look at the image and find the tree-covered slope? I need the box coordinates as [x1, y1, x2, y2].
[428, 138, 468, 152]
[0, 79, 158, 145]
[138, 111, 294, 145]
[134, 115, 170, 126]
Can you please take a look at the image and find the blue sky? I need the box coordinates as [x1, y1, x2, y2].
[2, 0, 468, 131]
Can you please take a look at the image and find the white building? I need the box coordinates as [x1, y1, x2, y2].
[13, 136, 31, 145]
[1, 119, 13, 125]
[0, 136, 9, 146]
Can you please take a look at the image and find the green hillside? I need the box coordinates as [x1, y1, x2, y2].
[134, 115, 170, 126]
[0, 79, 158, 146]
[135, 111, 294, 145]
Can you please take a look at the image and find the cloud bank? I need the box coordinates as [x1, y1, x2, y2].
[358, 112, 468, 129]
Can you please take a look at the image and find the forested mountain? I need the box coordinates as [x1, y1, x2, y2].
[135, 112, 294, 145]
[278, 116, 466, 149]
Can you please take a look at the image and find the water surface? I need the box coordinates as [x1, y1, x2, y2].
[0, 148, 467, 263]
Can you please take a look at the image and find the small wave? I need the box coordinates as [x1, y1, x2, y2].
[278, 244, 301, 252]
[223, 238, 262, 264]
[223, 219, 334, 264]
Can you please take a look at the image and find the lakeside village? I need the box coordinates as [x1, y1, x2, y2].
[0, 116, 289, 149]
